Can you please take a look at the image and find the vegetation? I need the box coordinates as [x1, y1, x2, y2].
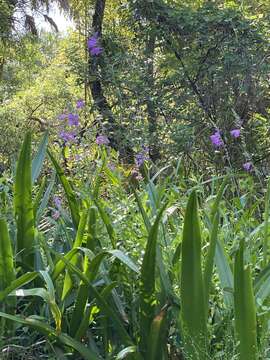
[0, 0, 270, 359]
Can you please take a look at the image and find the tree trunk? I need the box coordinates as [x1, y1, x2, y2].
[88, 0, 134, 163]
[145, 31, 160, 162]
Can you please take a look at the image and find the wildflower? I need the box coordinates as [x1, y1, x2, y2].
[230, 129, 241, 138]
[90, 46, 103, 56]
[54, 196, 62, 208]
[135, 146, 150, 167]
[131, 169, 143, 181]
[96, 135, 110, 145]
[108, 162, 115, 171]
[52, 210, 60, 220]
[87, 34, 103, 56]
[210, 131, 224, 148]
[68, 113, 79, 126]
[87, 34, 98, 49]
[243, 162, 252, 171]
[59, 131, 76, 143]
[76, 99, 85, 109]
[58, 114, 67, 120]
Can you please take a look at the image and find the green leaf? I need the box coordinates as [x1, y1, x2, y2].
[203, 213, 219, 313]
[48, 150, 80, 229]
[62, 209, 88, 300]
[139, 203, 167, 354]
[32, 132, 48, 184]
[215, 239, 234, 308]
[0, 272, 38, 301]
[0, 218, 15, 291]
[51, 249, 133, 346]
[180, 191, 207, 359]
[254, 262, 270, 304]
[234, 240, 258, 360]
[14, 132, 35, 269]
[0, 312, 101, 360]
[94, 200, 116, 248]
[116, 346, 140, 360]
[146, 306, 168, 360]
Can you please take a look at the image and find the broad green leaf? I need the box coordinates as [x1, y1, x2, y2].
[116, 346, 140, 360]
[62, 209, 88, 300]
[14, 132, 35, 269]
[139, 203, 167, 353]
[51, 249, 133, 346]
[234, 240, 258, 360]
[36, 171, 56, 223]
[94, 200, 116, 248]
[203, 213, 219, 312]
[254, 262, 270, 305]
[0, 312, 101, 360]
[0, 218, 15, 291]
[146, 306, 167, 360]
[32, 132, 48, 183]
[215, 239, 233, 307]
[180, 191, 207, 360]
[0, 272, 38, 301]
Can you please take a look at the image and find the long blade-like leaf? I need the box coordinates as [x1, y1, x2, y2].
[234, 240, 258, 360]
[0, 218, 15, 291]
[14, 132, 35, 269]
[139, 203, 167, 353]
[32, 132, 48, 184]
[180, 191, 207, 359]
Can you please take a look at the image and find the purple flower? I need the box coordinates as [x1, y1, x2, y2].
[96, 135, 110, 145]
[54, 196, 62, 208]
[87, 35, 98, 49]
[108, 162, 115, 171]
[87, 34, 103, 56]
[52, 210, 60, 220]
[243, 162, 252, 171]
[68, 113, 79, 126]
[58, 114, 67, 120]
[135, 146, 150, 167]
[76, 99, 85, 109]
[59, 131, 76, 143]
[210, 131, 224, 148]
[90, 46, 103, 56]
[230, 129, 241, 138]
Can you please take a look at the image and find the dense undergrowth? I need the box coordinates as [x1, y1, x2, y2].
[0, 132, 270, 359]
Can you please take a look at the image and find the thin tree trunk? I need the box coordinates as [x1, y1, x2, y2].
[145, 31, 160, 162]
[88, 0, 134, 163]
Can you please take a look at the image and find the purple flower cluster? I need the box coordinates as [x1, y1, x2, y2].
[210, 128, 241, 148]
[230, 129, 241, 138]
[135, 146, 150, 167]
[58, 99, 85, 144]
[96, 135, 110, 145]
[87, 34, 103, 56]
[210, 131, 223, 148]
[243, 162, 252, 171]
[68, 113, 79, 126]
[76, 99, 85, 109]
[210, 128, 252, 172]
[59, 131, 76, 142]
